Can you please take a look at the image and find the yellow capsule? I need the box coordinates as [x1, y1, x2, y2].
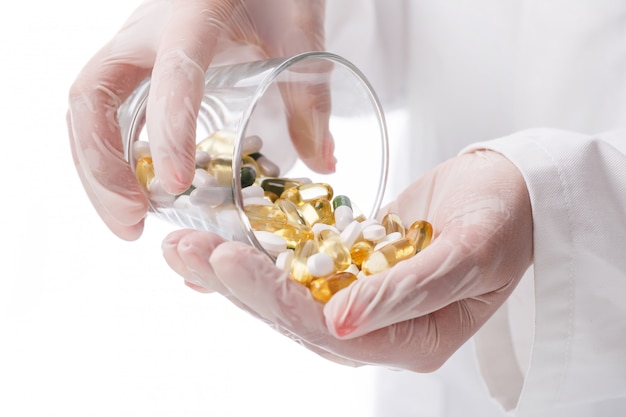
[244, 204, 287, 231]
[264, 191, 279, 203]
[274, 223, 314, 250]
[309, 271, 358, 303]
[275, 198, 307, 226]
[381, 212, 405, 237]
[280, 182, 333, 206]
[135, 156, 155, 190]
[260, 178, 303, 197]
[349, 240, 374, 268]
[406, 220, 433, 252]
[361, 237, 417, 276]
[291, 239, 319, 285]
[316, 229, 351, 271]
[298, 198, 335, 226]
[206, 156, 233, 186]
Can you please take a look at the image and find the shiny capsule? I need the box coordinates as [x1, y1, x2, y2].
[244, 204, 287, 231]
[291, 239, 319, 285]
[281, 182, 333, 206]
[381, 212, 405, 236]
[309, 272, 357, 303]
[298, 198, 335, 226]
[274, 223, 314, 250]
[406, 220, 433, 252]
[260, 178, 303, 197]
[361, 237, 417, 275]
[316, 229, 351, 271]
[135, 156, 155, 190]
[349, 240, 374, 268]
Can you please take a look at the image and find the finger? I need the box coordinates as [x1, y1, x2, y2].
[162, 229, 227, 293]
[68, 58, 151, 239]
[147, 0, 240, 194]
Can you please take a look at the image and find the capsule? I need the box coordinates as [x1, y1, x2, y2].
[381, 212, 405, 237]
[298, 198, 335, 226]
[273, 223, 314, 250]
[274, 198, 307, 226]
[206, 156, 233, 186]
[281, 183, 333, 206]
[332, 195, 354, 230]
[244, 204, 288, 232]
[406, 220, 433, 252]
[135, 156, 155, 190]
[248, 152, 280, 177]
[316, 229, 351, 271]
[196, 130, 237, 156]
[260, 178, 303, 197]
[309, 272, 357, 303]
[291, 239, 319, 285]
[361, 237, 417, 275]
[240, 165, 257, 188]
[349, 240, 374, 268]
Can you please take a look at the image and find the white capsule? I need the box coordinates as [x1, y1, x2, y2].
[192, 168, 218, 189]
[195, 150, 211, 168]
[241, 185, 265, 199]
[334, 205, 354, 231]
[132, 140, 151, 160]
[311, 223, 340, 237]
[254, 231, 287, 256]
[362, 224, 387, 242]
[251, 153, 280, 177]
[242, 135, 263, 155]
[275, 250, 294, 271]
[189, 187, 227, 207]
[306, 252, 335, 277]
[340, 220, 363, 248]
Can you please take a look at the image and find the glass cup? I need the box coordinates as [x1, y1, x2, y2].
[119, 52, 389, 258]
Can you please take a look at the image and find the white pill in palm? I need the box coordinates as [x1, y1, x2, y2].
[362, 224, 386, 242]
[307, 252, 335, 277]
[254, 231, 287, 256]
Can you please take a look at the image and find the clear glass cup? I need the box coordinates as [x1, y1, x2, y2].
[119, 52, 388, 257]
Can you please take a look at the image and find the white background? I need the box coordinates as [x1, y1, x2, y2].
[0, 2, 390, 416]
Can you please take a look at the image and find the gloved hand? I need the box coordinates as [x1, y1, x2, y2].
[162, 149, 534, 371]
[67, 0, 330, 241]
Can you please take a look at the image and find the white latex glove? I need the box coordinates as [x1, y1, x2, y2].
[162, 150, 534, 371]
[67, 0, 330, 241]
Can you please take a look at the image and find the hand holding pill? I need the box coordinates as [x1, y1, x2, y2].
[162, 150, 533, 372]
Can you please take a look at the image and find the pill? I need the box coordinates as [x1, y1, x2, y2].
[291, 239, 319, 285]
[196, 130, 236, 156]
[244, 205, 287, 231]
[317, 229, 351, 271]
[241, 185, 265, 199]
[135, 156, 155, 189]
[406, 220, 433, 252]
[309, 272, 357, 303]
[311, 223, 340, 237]
[275, 250, 294, 271]
[254, 230, 287, 256]
[243, 196, 273, 207]
[340, 220, 363, 248]
[349, 240, 374, 268]
[342, 263, 360, 276]
[307, 252, 335, 277]
[249, 152, 280, 177]
[361, 237, 417, 275]
[192, 168, 218, 189]
[281, 182, 333, 205]
[273, 223, 314, 249]
[362, 224, 387, 242]
[332, 195, 354, 231]
[275, 198, 307, 226]
[261, 178, 303, 197]
[298, 199, 335, 226]
[381, 212, 405, 236]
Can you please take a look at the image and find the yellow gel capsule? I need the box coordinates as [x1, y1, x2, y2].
[275, 198, 307, 226]
[298, 199, 335, 227]
[316, 229, 351, 271]
[274, 223, 314, 250]
[281, 182, 333, 206]
[206, 156, 233, 186]
[260, 178, 303, 197]
[244, 204, 287, 231]
[382, 212, 405, 237]
[291, 239, 319, 285]
[309, 271, 357, 303]
[361, 237, 417, 276]
[350, 240, 374, 268]
[135, 156, 155, 190]
[406, 220, 433, 252]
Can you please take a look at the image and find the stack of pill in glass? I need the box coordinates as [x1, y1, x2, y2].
[133, 130, 433, 303]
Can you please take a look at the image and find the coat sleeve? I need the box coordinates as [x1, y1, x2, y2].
[462, 128, 626, 415]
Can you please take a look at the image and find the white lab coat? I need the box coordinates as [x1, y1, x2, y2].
[325, 1, 626, 416]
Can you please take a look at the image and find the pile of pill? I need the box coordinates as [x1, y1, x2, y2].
[133, 130, 433, 303]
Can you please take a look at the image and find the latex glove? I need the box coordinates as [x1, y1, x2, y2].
[162, 150, 533, 371]
[67, 0, 331, 241]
